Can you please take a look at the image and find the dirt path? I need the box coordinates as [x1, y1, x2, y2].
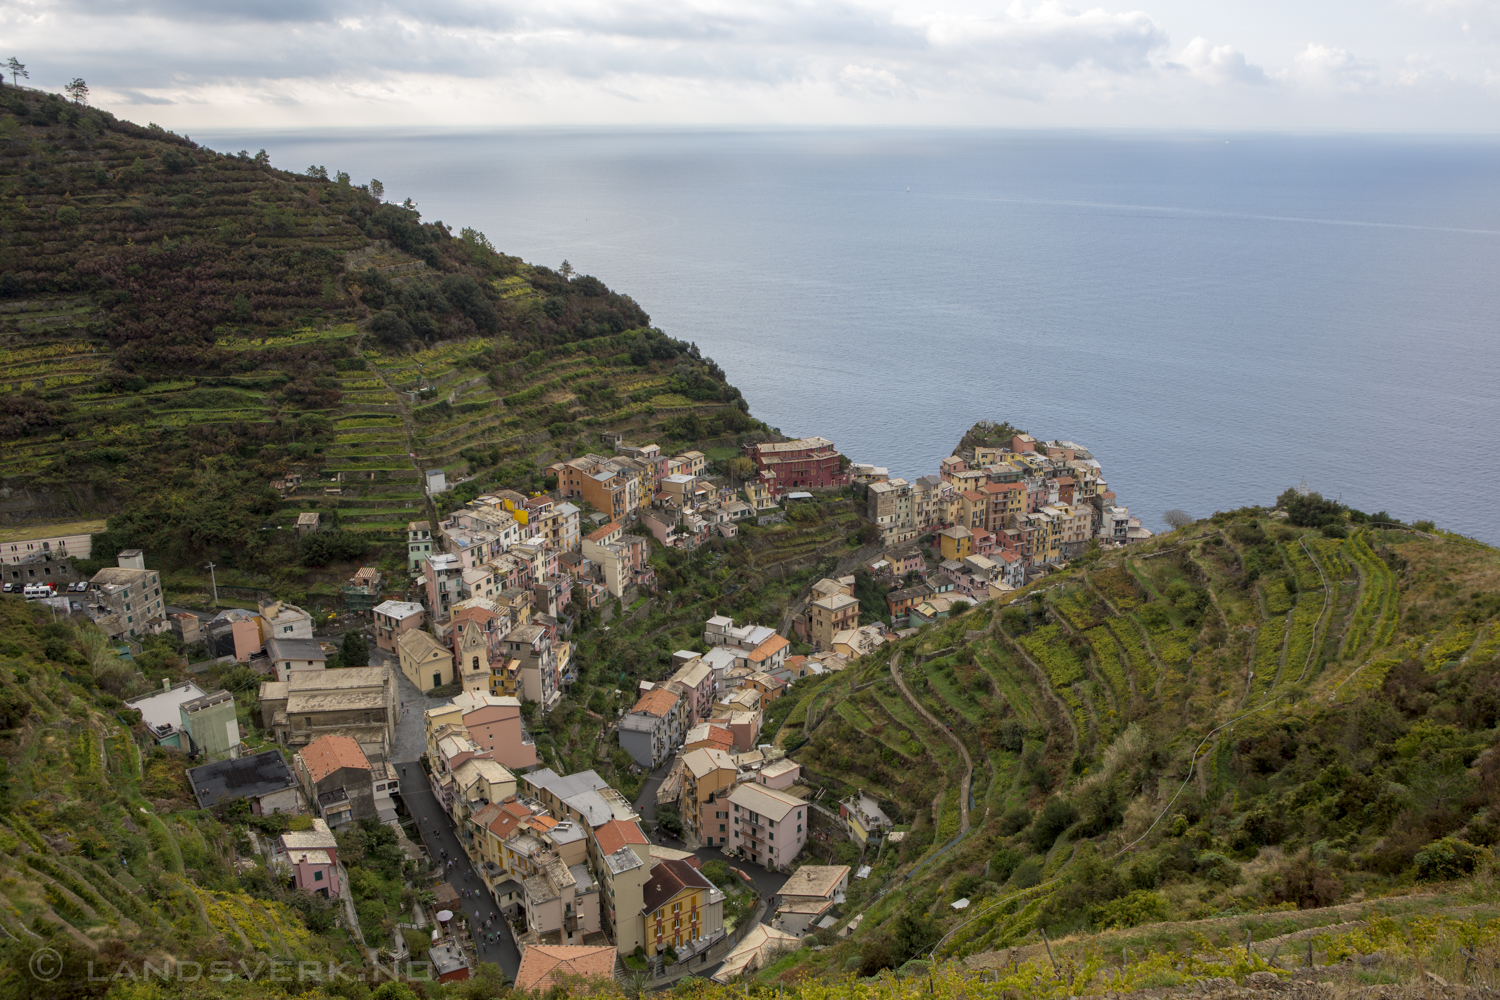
[360, 341, 440, 530]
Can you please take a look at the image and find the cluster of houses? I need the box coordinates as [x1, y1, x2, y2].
[852, 433, 1154, 626]
[184, 732, 402, 896]
[862, 432, 1152, 561]
[550, 436, 862, 555]
[417, 705, 730, 970]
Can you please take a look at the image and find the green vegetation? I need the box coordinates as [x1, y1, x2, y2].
[761, 493, 1500, 983]
[0, 598, 350, 996]
[0, 89, 762, 600]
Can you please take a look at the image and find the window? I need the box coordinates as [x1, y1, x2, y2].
[314, 870, 324, 881]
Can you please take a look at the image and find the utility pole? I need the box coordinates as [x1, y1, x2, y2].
[206, 562, 219, 608]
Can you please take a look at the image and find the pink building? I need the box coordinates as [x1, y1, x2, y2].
[289, 849, 340, 897]
[461, 698, 537, 771]
[231, 620, 261, 662]
[755, 759, 800, 790]
[276, 819, 342, 898]
[666, 657, 713, 728]
[372, 600, 425, 655]
[728, 783, 807, 871]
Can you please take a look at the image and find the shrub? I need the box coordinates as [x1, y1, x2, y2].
[1414, 837, 1482, 882]
[1091, 889, 1169, 930]
[1027, 798, 1078, 852]
[1264, 849, 1342, 909]
[991, 846, 1025, 882]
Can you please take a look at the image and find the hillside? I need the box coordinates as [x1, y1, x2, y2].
[0, 87, 760, 585]
[761, 497, 1500, 981]
[0, 598, 355, 1000]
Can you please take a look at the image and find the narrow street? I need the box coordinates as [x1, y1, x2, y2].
[397, 761, 522, 981]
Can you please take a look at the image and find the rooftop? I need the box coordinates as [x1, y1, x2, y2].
[281, 818, 338, 851]
[298, 735, 370, 783]
[781, 865, 850, 900]
[187, 750, 296, 808]
[514, 945, 617, 992]
[641, 857, 715, 913]
[728, 782, 804, 820]
[627, 687, 680, 719]
[265, 637, 328, 662]
[594, 818, 648, 856]
[682, 747, 736, 779]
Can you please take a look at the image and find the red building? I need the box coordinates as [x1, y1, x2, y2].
[747, 437, 850, 495]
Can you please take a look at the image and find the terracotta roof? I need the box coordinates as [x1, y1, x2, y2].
[298, 735, 370, 783]
[641, 857, 714, 914]
[628, 688, 679, 718]
[747, 634, 790, 661]
[584, 521, 621, 542]
[961, 491, 986, 502]
[513, 944, 617, 992]
[685, 724, 734, 751]
[594, 818, 647, 856]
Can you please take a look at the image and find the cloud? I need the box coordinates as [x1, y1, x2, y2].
[1281, 43, 1379, 92]
[1175, 37, 1267, 86]
[14, 0, 1499, 126]
[11, 0, 1189, 108]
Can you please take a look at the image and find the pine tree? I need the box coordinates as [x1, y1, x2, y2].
[341, 630, 369, 668]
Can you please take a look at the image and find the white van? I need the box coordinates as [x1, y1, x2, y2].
[23, 583, 54, 599]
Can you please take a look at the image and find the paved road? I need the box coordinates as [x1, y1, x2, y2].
[390, 662, 439, 762]
[690, 845, 787, 905]
[633, 761, 673, 825]
[398, 761, 521, 981]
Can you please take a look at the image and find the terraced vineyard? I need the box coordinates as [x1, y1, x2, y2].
[775, 505, 1500, 983]
[0, 601, 342, 984]
[0, 88, 759, 581]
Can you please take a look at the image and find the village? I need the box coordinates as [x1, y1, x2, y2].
[1, 428, 1152, 987]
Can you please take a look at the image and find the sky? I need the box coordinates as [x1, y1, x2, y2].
[9, 0, 1500, 129]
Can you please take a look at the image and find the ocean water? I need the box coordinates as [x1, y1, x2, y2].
[195, 128, 1500, 542]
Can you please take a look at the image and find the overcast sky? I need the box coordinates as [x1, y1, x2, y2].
[11, 0, 1500, 128]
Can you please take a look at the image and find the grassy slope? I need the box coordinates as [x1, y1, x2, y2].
[0, 88, 758, 591]
[0, 599, 347, 996]
[769, 509, 1500, 980]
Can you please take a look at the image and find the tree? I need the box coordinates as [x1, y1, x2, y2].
[6, 58, 26, 87]
[656, 805, 683, 838]
[559, 260, 575, 281]
[341, 630, 370, 668]
[370, 178, 384, 200]
[64, 77, 88, 104]
[1163, 509, 1193, 530]
[1275, 488, 1346, 528]
[306, 165, 328, 180]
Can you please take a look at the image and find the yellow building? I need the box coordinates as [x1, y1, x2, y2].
[938, 526, 973, 562]
[398, 628, 454, 693]
[640, 857, 724, 958]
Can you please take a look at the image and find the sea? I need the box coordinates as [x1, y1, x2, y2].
[193, 128, 1500, 543]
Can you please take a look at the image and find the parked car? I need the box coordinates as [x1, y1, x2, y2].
[70, 601, 82, 612]
[1, 582, 12, 593]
